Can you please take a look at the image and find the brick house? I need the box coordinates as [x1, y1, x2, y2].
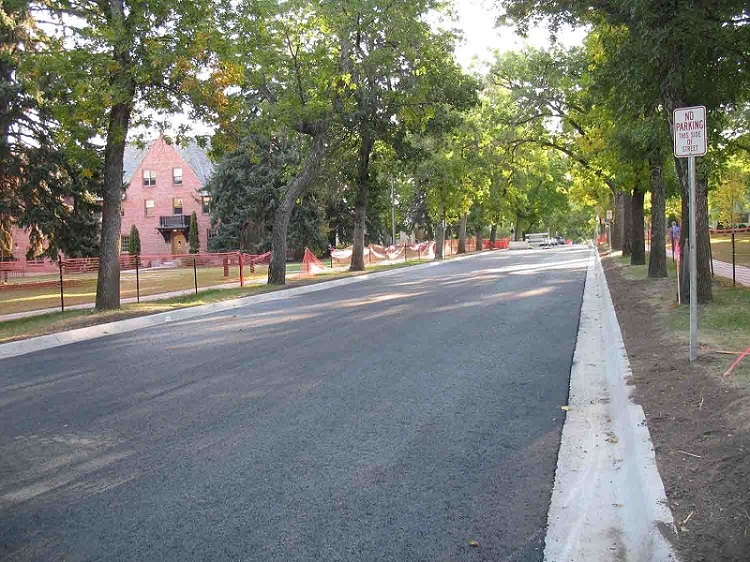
[4, 225, 32, 261]
[5, 137, 214, 260]
[121, 137, 214, 255]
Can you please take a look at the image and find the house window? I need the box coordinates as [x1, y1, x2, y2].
[143, 169, 156, 186]
[121, 235, 130, 252]
[144, 199, 155, 217]
[207, 227, 218, 240]
[172, 198, 183, 215]
[201, 196, 212, 214]
[173, 167, 183, 184]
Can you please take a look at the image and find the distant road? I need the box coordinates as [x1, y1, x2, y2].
[0, 247, 589, 561]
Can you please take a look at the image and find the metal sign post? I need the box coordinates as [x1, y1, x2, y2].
[688, 156, 698, 361]
[673, 106, 707, 362]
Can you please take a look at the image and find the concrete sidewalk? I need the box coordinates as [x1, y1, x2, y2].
[712, 259, 750, 287]
[545, 250, 678, 561]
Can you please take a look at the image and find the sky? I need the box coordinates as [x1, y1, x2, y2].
[450, 0, 588, 71]
[145, 1, 589, 139]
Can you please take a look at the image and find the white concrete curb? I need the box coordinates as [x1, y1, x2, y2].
[544, 250, 679, 561]
[0, 250, 483, 361]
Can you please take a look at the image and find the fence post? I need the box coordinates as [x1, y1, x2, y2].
[239, 252, 244, 287]
[136, 254, 140, 303]
[193, 256, 198, 295]
[58, 255, 64, 312]
[732, 228, 736, 287]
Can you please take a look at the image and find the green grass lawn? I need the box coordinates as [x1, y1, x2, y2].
[711, 233, 750, 268]
[0, 263, 303, 316]
[1, 248, 446, 317]
[0, 284, 283, 343]
[670, 278, 750, 355]
[615, 252, 750, 389]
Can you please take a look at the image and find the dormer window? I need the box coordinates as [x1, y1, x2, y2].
[173, 167, 183, 184]
[143, 169, 156, 186]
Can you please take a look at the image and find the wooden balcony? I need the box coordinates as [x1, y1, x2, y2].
[158, 215, 190, 230]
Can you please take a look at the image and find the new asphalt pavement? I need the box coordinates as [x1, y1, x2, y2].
[0, 246, 590, 561]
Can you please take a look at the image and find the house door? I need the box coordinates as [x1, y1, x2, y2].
[171, 232, 187, 254]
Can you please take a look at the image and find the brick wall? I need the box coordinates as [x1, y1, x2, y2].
[122, 138, 212, 255]
[7, 225, 32, 260]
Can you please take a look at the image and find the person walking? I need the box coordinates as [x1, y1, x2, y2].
[668, 221, 681, 261]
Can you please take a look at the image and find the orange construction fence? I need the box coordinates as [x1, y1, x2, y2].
[0, 251, 270, 315]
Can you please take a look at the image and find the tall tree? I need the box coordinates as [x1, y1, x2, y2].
[583, 26, 674, 274]
[207, 133, 330, 258]
[36, 0, 227, 308]
[128, 224, 141, 256]
[188, 211, 200, 254]
[221, 0, 344, 285]
[713, 157, 750, 228]
[1, 0, 101, 260]
[501, 0, 750, 303]
[324, 0, 477, 271]
[489, 48, 624, 239]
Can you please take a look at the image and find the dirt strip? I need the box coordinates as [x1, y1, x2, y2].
[602, 256, 750, 562]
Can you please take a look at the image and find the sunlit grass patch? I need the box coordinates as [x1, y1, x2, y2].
[0, 254, 460, 343]
[607, 251, 750, 390]
[711, 234, 750, 268]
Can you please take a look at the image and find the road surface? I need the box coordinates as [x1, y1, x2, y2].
[0, 247, 590, 561]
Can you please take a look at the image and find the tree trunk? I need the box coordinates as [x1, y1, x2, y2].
[614, 191, 633, 256]
[631, 188, 646, 265]
[95, 98, 133, 310]
[457, 213, 467, 254]
[648, 157, 667, 278]
[475, 225, 483, 252]
[268, 123, 327, 285]
[623, 192, 633, 256]
[676, 159, 713, 304]
[94, 0, 135, 310]
[435, 209, 445, 260]
[611, 192, 623, 251]
[514, 214, 522, 241]
[350, 131, 374, 272]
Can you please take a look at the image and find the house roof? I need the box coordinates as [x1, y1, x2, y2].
[122, 145, 149, 184]
[122, 139, 214, 185]
[175, 142, 214, 184]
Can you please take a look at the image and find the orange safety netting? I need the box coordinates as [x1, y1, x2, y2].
[331, 242, 436, 267]
[315, 237, 510, 276]
[299, 248, 329, 278]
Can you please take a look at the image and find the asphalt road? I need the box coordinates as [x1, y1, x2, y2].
[0, 247, 590, 561]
